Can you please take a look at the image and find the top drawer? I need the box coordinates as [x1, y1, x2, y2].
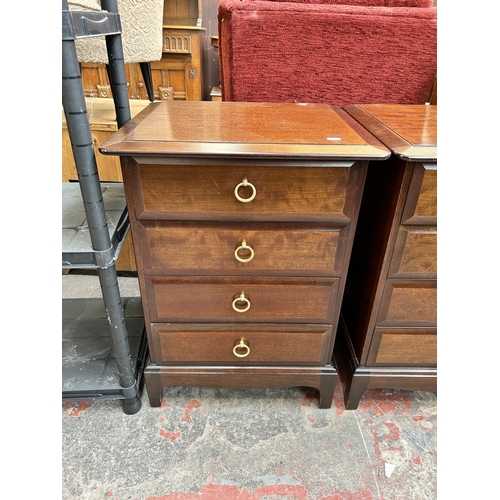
[401, 162, 437, 224]
[129, 162, 363, 222]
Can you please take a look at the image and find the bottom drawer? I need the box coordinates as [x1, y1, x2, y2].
[367, 327, 437, 366]
[151, 323, 333, 366]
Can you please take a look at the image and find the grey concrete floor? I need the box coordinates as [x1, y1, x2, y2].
[62, 273, 437, 500]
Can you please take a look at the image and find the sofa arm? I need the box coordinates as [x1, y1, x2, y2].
[263, 0, 434, 6]
[218, 0, 436, 105]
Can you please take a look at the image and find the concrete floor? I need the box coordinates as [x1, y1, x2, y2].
[62, 273, 437, 500]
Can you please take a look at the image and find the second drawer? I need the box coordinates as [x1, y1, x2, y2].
[138, 221, 349, 276]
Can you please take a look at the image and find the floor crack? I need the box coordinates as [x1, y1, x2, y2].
[354, 413, 382, 499]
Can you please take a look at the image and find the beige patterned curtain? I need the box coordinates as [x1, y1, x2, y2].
[68, 0, 164, 63]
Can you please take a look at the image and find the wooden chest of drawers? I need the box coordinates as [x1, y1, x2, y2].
[99, 101, 389, 408]
[337, 104, 437, 409]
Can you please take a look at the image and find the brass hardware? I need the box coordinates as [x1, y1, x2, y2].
[234, 178, 256, 203]
[232, 292, 251, 313]
[159, 86, 174, 101]
[233, 338, 250, 358]
[234, 240, 254, 263]
[97, 84, 111, 98]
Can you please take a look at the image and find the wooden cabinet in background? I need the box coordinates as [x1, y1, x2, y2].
[80, 0, 206, 101]
[152, 26, 205, 101]
[335, 104, 437, 409]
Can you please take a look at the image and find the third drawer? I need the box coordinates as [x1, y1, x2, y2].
[145, 276, 339, 323]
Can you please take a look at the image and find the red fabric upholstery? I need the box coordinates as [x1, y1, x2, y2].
[262, 0, 433, 7]
[218, 0, 437, 105]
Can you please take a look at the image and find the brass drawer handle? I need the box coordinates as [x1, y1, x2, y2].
[233, 338, 250, 358]
[234, 240, 254, 263]
[234, 178, 256, 203]
[232, 292, 251, 313]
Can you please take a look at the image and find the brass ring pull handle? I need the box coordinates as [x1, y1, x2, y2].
[233, 338, 250, 358]
[232, 292, 251, 313]
[234, 178, 256, 203]
[234, 240, 255, 263]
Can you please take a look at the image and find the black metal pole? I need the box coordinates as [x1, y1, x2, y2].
[101, 0, 132, 128]
[62, 0, 141, 414]
[139, 62, 155, 102]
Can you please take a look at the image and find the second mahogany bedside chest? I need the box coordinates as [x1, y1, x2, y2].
[336, 104, 437, 409]
[99, 101, 389, 408]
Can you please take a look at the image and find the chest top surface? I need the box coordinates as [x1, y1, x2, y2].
[343, 104, 437, 161]
[99, 101, 389, 160]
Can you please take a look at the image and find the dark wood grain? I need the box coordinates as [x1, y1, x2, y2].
[146, 276, 339, 323]
[369, 327, 437, 366]
[345, 366, 437, 410]
[153, 323, 332, 365]
[334, 318, 436, 410]
[377, 280, 437, 326]
[338, 104, 437, 409]
[401, 163, 437, 223]
[387, 226, 437, 279]
[134, 163, 355, 222]
[338, 156, 406, 360]
[137, 221, 348, 277]
[99, 101, 389, 159]
[144, 364, 338, 408]
[104, 101, 389, 409]
[344, 104, 436, 160]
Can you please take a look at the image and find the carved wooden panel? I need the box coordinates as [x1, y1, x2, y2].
[164, 34, 192, 53]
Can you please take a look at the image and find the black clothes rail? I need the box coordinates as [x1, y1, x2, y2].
[62, 0, 146, 414]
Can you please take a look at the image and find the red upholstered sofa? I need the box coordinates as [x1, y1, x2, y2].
[217, 0, 437, 105]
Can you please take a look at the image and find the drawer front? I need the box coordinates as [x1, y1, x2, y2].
[376, 280, 436, 327]
[401, 162, 437, 224]
[387, 225, 437, 279]
[139, 221, 348, 277]
[152, 323, 333, 365]
[146, 277, 339, 323]
[133, 163, 359, 222]
[367, 327, 437, 366]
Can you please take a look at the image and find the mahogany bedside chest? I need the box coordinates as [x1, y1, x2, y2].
[99, 101, 389, 408]
[337, 104, 437, 409]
